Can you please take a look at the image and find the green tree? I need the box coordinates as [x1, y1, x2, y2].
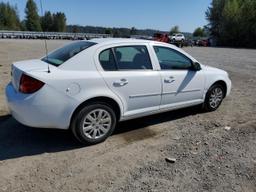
[0, 2, 20, 30]
[105, 28, 112, 34]
[52, 12, 66, 32]
[169, 25, 180, 35]
[206, 0, 256, 47]
[130, 27, 137, 35]
[221, 0, 242, 46]
[25, 0, 42, 31]
[72, 25, 79, 33]
[193, 27, 205, 37]
[236, 0, 256, 47]
[112, 28, 120, 37]
[41, 11, 53, 31]
[205, 0, 225, 40]
[20, 20, 27, 31]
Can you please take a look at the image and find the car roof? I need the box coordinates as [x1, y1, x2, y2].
[89, 38, 153, 45]
[88, 38, 178, 49]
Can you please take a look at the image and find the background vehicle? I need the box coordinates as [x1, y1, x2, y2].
[153, 33, 170, 43]
[5, 39, 231, 145]
[182, 39, 194, 47]
[171, 33, 185, 42]
[196, 39, 211, 47]
[170, 33, 186, 47]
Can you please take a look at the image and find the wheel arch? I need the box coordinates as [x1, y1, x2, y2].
[69, 96, 122, 128]
[210, 80, 227, 97]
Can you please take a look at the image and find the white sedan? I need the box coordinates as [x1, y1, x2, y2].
[5, 38, 231, 144]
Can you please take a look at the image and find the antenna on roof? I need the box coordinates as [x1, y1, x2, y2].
[39, 0, 50, 73]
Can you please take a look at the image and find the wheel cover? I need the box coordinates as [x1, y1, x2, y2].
[209, 87, 223, 109]
[82, 109, 112, 139]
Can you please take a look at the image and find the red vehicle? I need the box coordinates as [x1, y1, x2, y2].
[196, 39, 209, 47]
[153, 33, 170, 43]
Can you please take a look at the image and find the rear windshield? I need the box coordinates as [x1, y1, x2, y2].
[42, 41, 96, 66]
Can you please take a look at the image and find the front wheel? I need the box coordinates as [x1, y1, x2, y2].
[203, 84, 224, 111]
[71, 103, 116, 145]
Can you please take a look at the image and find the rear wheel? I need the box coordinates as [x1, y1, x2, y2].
[71, 103, 116, 144]
[203, 84, 224, 111]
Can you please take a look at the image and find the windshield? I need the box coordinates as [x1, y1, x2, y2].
[42, 41, 96, 66]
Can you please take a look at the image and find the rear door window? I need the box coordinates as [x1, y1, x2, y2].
[99, 45, 152, 71]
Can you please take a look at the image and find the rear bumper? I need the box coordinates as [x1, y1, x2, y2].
[5, 83, 77, 129]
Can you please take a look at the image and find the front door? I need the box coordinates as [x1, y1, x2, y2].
[153, 46, 204, 109]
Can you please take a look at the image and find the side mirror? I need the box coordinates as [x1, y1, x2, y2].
[192, 62, 201, 71]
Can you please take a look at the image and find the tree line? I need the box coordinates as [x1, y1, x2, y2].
[0, 0, 169, 37]
[4, 0, 255, 48]
[1, 1, 196, 38]
[0, 2, 20, 30]
[206, 0, 256, 48]
[0, 0, 66, 32]
[66, 25, 170, 37]
[1, 0, 201, 38]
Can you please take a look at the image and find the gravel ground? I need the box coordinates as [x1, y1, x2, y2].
[0, 40, 255, 192]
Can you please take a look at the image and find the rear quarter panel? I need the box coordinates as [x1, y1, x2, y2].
[33, 69, 124, 121]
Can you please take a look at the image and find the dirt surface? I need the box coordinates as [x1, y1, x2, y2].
[0, 39, 70, 115]
[0, 40, 255, 192]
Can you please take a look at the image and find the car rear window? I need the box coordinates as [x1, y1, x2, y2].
[42, 41, 96, 66]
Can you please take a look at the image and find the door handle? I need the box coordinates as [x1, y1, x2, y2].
[113, 79, 128, 86]
[164, 76, 175, 83]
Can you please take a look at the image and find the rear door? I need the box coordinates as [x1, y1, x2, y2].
[95, 44, 162, 117]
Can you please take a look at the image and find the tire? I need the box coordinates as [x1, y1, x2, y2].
[71, 103, 117, 145]
[203, 84, 224, 112]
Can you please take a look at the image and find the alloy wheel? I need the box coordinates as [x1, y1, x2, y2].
[82, 109, 112, 139]
[209, 87, 223, 109]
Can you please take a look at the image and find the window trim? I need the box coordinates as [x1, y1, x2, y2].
[99, 45, 153, 71]
[153, 46, 193, 71]
[98, 48, 118, 71]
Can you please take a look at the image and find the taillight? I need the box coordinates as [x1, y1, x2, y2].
[19, 74, 45, 94]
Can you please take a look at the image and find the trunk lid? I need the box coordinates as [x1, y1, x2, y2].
[11, 59, 50, 91]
